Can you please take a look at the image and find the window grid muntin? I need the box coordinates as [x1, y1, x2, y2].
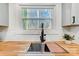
[21, 8, 53, 30]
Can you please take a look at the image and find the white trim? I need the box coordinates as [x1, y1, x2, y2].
[19, 4, 56, 31]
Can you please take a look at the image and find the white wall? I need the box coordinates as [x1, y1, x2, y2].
[1, 3, 63, 41]
[70, 27, 79, 43]
[0, 3, 8, 41]
[62, 3, 79, 43]
[63, 27, 79, 44]
[72, 4, 79, 43]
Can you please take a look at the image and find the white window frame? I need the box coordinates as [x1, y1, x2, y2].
[19, 4, 56, 34]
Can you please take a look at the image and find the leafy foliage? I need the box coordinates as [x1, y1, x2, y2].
[63, 34, 74, 41]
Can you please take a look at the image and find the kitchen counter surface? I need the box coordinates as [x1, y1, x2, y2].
[54, 41, 79, 56]
[0, 41, 31, 56]
[0, 41, 79, 56]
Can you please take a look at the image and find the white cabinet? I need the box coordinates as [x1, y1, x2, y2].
[62, 3, 79, 27]
[62, 3, 72, 26]
[72, 3, 79, 24]
[0, 4, 8, 26]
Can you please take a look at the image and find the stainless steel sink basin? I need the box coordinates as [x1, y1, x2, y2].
[26, 43, 51, 55]
[28, 43, 50, 52]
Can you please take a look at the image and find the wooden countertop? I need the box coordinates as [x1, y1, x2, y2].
[46, 42, 68, 53]
[54, 41, 79, 56]
[0, 41, 31, 56]
[0, 41, 79, 56]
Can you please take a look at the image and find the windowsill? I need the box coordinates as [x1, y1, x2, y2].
[14, 29, 60, 35]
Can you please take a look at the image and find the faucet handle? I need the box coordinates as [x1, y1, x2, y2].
[44, 34, 46, 36]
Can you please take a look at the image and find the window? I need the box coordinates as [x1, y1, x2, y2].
[21, 6, 53, 30]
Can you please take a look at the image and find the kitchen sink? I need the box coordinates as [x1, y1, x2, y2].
[26, 43, 51, 56]
[28, 43, 50, 52]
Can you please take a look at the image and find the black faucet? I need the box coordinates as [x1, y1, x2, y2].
[40, 23, 46, 43]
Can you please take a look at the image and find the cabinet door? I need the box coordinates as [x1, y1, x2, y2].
[0, 4, 8, 26]
[62, 3, 72, 26]
[72, 3, 79, 24]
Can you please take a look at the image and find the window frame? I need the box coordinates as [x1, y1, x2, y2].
[20, 4, 56, 30]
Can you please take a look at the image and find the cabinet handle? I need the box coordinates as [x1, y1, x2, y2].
[72, 16, 75, 24]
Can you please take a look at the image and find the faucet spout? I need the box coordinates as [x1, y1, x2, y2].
[40, 23, 46, 43]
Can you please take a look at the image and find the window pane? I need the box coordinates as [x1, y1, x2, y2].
[28, 19, 39, 29]
[39, 19, 51, 29]
[23, 19, 28, 30]
[39, 9, 51, 18]
[27, 9, 37, 18]
[22, 8, 53, 30]
[21, 9, 27, 18]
